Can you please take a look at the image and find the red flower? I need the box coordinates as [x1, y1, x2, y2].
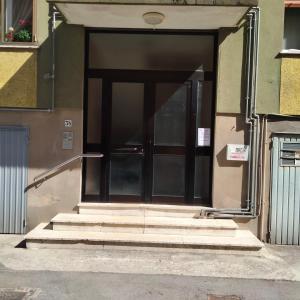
[18, 19, 29, 26]
[5, 31, 14, 42]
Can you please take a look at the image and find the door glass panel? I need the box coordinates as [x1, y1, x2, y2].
[87, 79, 102, 144]
[153, 155, 185, 197]
[89, 33, 214, 71]
[198, 82, 212, 128]
[194, 156, 210, 200]
[110, 154, 142, 196]
[196, 82, 213, 146]
[112, 83, 144, 145]
[85, 157, 101, 195]
[154, 84, 187, 146]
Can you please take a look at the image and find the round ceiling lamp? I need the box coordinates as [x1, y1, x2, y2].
[143, 12, 165, 26]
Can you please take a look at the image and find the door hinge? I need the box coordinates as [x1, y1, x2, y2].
[23, 219, 26, 228]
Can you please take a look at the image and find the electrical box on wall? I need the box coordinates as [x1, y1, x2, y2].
[63, 131, 73, 150]
[226, 144, 249, 161]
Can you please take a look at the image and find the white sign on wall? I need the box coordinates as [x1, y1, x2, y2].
[226, 144, 249, 161]
[198, 128, 211, 146]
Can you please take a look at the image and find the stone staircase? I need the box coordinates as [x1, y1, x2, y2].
[25, 203, 264, 251]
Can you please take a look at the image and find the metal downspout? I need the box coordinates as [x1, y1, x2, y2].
[248, 7, 260, 216]
[201, 8, 260, 218]
[50, 9, 59, 111]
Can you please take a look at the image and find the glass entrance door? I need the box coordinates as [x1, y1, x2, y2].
[106, 82, 145, 202]
[104, 80, 198, 204]
[84, 70, 212, 205]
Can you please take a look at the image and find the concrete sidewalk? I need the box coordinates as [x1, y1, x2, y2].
[0, 235, 299, 282]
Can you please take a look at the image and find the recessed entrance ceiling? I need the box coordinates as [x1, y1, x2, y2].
[53, 3, 252, 30]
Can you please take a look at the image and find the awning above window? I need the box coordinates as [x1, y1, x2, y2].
[47, 0, 258, 30]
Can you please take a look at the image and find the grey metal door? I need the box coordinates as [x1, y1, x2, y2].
[270, 135, 300, 245]
[0, 127, 28, 234]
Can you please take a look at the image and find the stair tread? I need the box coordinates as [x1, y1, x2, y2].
[26, 223, 263, 250]
[78, 202, 208, 212]
[52, 213, 238, 229]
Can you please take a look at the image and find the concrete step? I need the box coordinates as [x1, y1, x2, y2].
[51, 213, 238, 237]
[25, 223, 264, 251]
[78, 203, 211, 218]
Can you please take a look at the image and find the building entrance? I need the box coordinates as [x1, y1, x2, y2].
[83, 31, 216, 206]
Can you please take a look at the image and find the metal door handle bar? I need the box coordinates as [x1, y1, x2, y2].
[115, 147, 139, 151]
[25, 153, 103, 192]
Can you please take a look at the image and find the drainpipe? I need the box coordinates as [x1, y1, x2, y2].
[200, 8, 261, 218]
[258, 115, 268, 240]
[50, 8, 59, 111]
[33, 7, 59, 112]
[251, 8, 261, 217]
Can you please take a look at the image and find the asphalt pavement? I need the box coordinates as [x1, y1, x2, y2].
[0, 235, 299, 300]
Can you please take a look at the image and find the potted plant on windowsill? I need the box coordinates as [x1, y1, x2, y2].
[5, 19, 32, 43]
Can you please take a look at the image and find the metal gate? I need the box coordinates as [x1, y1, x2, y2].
[0, 127, 28, 234]
[270, 135, 300, 245]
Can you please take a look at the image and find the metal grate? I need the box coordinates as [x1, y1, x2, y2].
[0, 127, 28, 234]
[270, 135, 300, 245]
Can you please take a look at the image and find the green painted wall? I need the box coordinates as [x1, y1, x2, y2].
[55, 23, 84, 108]
[217, 0, 284, 114]
[217, 27, 245, 114]
[35, 0, 283, 112]
[256, 0, 284, 114]
[36, 0, 51, 108]
[36, 0, 84, 109]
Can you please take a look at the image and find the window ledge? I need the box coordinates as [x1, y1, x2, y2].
[0, 43, 39, 49]
[280, 49, 300, 56]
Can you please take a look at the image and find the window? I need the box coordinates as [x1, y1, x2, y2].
[0, 0, 35, 43]
[283, 7, 300, 51]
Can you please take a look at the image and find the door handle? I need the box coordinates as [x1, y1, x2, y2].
[114, 147, 144, 155]
[116, 147, 138, 151]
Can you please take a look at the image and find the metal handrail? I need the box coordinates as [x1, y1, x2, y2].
[25, 153, 103, 192]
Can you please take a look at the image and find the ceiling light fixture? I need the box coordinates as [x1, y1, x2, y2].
[143, 12, 165, 26]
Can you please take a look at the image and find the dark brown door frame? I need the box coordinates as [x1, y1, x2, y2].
[82, 29, 218, 206]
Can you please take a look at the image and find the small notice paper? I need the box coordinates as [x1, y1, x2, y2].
[198, 128, 211, 146]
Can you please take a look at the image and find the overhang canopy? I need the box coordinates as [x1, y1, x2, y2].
[48, 0, 258, 30]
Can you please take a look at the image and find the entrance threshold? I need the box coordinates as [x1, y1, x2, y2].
[78, 202, 212, 218]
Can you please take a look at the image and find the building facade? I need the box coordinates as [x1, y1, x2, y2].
[0, 0, 299, 245]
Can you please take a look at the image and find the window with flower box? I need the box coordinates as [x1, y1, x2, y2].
[0, 0, 36, 44]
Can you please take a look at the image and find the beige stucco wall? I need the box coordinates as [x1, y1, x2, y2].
[212, 114, 248, 209]
[213, 114, 300, 240]
[212, 113, 259, 236]
[0, 109, 83, 231]
[0, 0, 286, 236]
[0, 50, 37, 107]
[280, 57, 300, 115]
